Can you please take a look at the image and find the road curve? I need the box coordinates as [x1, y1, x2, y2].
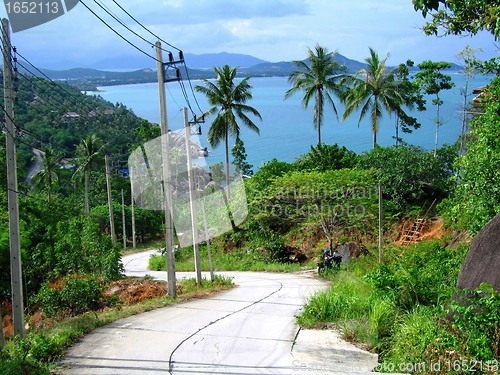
[58, 250, 381, 374]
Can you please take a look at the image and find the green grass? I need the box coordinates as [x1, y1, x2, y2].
[149, 253, 316, 273]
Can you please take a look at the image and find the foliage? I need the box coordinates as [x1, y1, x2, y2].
[285, 44, 345, 145]
[30, 146, 63, 204]
[231, 137, 254, 176]
[449, 284, 500, 362]
[33, 274, 105, 317]
[412, 0, 500, 39]
[365, 240, 467, 310]
[295, 143, 359, 172]
[342, 48, 407, 148]
[358, 145, 453, 212]
[247, 168, 377, 235]
[444, 77, 500, 234]
[245, 158, 296, 193]
[195, 65, 262, 190]
[393, 60, 425, 144]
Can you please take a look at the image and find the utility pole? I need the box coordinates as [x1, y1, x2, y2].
[156, 41, 176, 298]
[2, 18, 25, 337]
[105, 155, 116, 245]
[130, 183, 137, 248]
[184, 108, 202, 284]
[378, 181, 383, 263]
[121, 189, 126, 249]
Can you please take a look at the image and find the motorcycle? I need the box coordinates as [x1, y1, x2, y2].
[317, 250, 342, 273]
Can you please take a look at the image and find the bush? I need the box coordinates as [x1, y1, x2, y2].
[33, 274, 104, 317]
[365, 241, 467, 309]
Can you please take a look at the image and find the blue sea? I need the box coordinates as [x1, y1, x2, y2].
[97, 74, 492, 170]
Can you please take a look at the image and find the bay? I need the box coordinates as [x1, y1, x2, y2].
[97, 74, 491, 170]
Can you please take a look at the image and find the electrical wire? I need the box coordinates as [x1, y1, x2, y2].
[78, 0, 160, 64]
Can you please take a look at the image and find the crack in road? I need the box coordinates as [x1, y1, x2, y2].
[167, 278, 284, 374]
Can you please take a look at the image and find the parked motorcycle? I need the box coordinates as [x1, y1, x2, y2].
[317, 249, 342, 273]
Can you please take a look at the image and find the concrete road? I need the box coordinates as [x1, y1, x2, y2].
[57, 250, 383, 374]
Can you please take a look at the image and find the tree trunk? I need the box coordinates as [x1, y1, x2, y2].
[84, 169, 90, 217]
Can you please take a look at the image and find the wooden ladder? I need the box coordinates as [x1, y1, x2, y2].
[401, 218, 425, 246]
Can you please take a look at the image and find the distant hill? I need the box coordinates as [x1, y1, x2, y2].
[184, 52, 268, 69]
[34, 51, 464, 89]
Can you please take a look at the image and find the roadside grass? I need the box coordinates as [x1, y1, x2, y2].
[149, 248, 316, 273]
[0, 275, 233, 374]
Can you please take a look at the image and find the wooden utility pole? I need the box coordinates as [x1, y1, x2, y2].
[121, 189, 126, 249]
[2, 18, 25, 337]
[378, 181, 383, 263]
[105, 155, 116, 245]
[156, 41, 176, 298]
[130, 183, 137, 248]
[184, 108, 202, 284]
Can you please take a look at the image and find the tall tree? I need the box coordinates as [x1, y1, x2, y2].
[415, 60, 455, 157]
[195, 65, 262, 195]
[342, 47, 403, 148]
[74, 135, 105, 217]
[231, 137, 254, 176]
[31, 146, 62, 204]
[393, 60, 426, 145]
[284, 44, 345, 145]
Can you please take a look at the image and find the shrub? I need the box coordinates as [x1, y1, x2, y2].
[33, 274, 104, 317]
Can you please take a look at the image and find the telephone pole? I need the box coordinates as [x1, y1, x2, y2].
[121, 189, 126, 249]
[184, 108, 202, 284]
[105, 155, 116, 245]
[156, 41, 177, 298]
[2, 18, 25, 337]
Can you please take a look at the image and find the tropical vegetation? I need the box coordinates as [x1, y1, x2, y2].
[1, 2, 499, 372]
[285, 44, 345, 145]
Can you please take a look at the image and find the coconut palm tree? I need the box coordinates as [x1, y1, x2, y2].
[284, 44, 345, 145]
[74, 135, 105, 217]
[31, 146, 62, 204]
[342, 47, 403, 148]
[195, 65, 262, 195]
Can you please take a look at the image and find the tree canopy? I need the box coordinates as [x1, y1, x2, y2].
[413, 0, 500, 38]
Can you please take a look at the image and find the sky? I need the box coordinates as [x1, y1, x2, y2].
[1, 0, 498, 70]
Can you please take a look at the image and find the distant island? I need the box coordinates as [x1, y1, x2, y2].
[31, 51, 463, 91]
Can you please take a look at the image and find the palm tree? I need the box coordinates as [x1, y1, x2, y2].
[342, 47, 403, 148]
[74, 135, 105, 217]
[31, 146, 62, 204]
[284, 44, 345, 145]
[195, 65, 262, 195]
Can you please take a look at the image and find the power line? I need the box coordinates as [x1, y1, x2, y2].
[79, 0, 160, 64]
[109, 0, 181, 52]
[92, 0, 170, 55]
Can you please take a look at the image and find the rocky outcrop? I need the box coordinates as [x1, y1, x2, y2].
[456, 214, 500, 292]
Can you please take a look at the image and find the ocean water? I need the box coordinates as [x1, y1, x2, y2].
[97, 74, 492, 170]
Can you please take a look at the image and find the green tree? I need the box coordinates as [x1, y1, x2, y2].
[231, 137, 253, 176]
[412, 0, 500, 38]
[393, 60, 425, 145]
[285, 44, 345, 145]
[31, 146, 62, 204]
[449, 77, 500, 234]
[456, 45, 480, 155]
[295, 143, 359, 172]
[415, 61, 455, 157]
[342, 48, 403, 148]
[195, 65, 262, 196]
[358, 145, 453, 211]
[74, 135, 105, 217]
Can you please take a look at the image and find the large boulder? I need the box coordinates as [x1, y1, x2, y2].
[456, 214, 500, 292]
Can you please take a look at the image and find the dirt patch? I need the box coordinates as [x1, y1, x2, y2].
[104, 278, 168, 305]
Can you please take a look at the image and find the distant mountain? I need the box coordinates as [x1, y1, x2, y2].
[184, 52, 268, 69]
[91, 52, 268, 71]
[35, 52, 464, 89]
